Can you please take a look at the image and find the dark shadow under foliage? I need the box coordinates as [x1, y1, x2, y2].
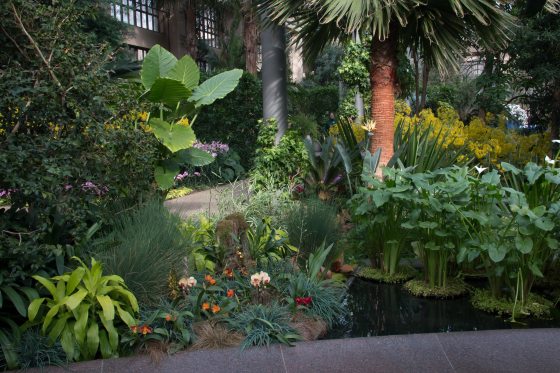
[195, 72, 263, 169]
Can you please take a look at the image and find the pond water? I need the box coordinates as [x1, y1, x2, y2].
[327, 278, 560, 338]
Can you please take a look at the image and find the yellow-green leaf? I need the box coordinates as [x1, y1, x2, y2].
[66, 267, 86, 295]
[28, 298, 45, 321]
[86, 322, 99, 358]
[98, 312, 118, 352]
[60, 325, 76, 361]
[32, 276, 56, 296]
[66, 289, 88, 310]
[115, 304, 136, 326]
[42, 304, 61, 333]
[73, 304, 90, 345]
[96, 295, 115, 321]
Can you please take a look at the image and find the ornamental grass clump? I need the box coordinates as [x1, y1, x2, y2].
[99, 200, 189, 305]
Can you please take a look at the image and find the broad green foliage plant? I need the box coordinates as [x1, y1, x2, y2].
[251, 119, 308, 190]
[139, 45, 242, 189]
[28, 257, 138, 361]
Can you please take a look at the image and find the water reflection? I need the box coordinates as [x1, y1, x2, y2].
[328, 278, 560, 338]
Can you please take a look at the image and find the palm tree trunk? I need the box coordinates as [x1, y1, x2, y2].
[369, 31, 398, 169]
[242, 0, 258, 74]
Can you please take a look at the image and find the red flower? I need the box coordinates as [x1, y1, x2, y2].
[227, 289, 235, 298]
[295, 296, 313, 306]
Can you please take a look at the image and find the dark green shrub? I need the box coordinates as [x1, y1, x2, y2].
[195, 72, 263, 169]
[98, 200, 188, 305]
[288, 85, 339, 124]
[250, 119, 308, 190]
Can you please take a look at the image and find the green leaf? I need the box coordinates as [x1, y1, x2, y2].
[60, 325, 75, 361]
[65, 289, 88, 310]
[534, 217, 554, 231]
[155, 161, 180, 190]
[501, 162, 520, 174]
[167, 55, 199, 89]
[189, 69, 242, 107]
[86, 322, 99, 358]
[515, 234, 533, 254]
[528, 262, 544, 277]
[546, 237, 558, 250]
[174, 147, 215, 166]
[98, 312, 118, 351]
[149, 118, 196, 153]
[96, 295, 115, 321]
[42, 304, 61, 333]
[141, 44, 178, 89]
[98, 330, 113, 359]
[28, 297, 45, 321]
[115, 304, 135, 326]
[0, 328, 19, 369]
[148, 77, 191, 107]
[48, 313, 71, 342]
[66, 268, 85, 295]
[487, 244, 506, 263]
[74, 304, 90, 345]
[33, 275, 57, 296]
[1, 286, 27, 317]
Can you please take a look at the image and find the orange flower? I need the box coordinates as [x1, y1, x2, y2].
[130, 325, 138, 334]
[202, 302, 210, 311]
[139, 325, 153, 335]
[211, 304, 221, 314]
[227, 289, 235, 298]
[205, 274, 216, 285]
[165, 314, 173, 321]
[223, 268, 234, 278]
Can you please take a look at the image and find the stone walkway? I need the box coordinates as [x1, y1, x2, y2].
[164, 181, 249, 218]
[33, 329, 560, 372]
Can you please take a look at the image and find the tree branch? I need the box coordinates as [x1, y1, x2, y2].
[10, 2, 62, 90]
[0, 24, 29, 60]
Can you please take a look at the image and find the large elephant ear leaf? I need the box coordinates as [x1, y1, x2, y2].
[149, 118, 196, 153]
[168, 55, 200, 90]
[141, 44, 178, 90]
[148, 78, 191, 108]
[174, 148, 215, 166]
[154, 159, 181, 190]
[189, 69, 243, 107]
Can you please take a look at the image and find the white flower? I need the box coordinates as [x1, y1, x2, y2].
[553, 139, 560, 144]
[259, 271, 270, 285]
[179, 276, 197, 289]
[545, 155, 556, 165]
[186, 276, 197, 288]
[475, 166, 487, 174]
[250, 273, 261, 287]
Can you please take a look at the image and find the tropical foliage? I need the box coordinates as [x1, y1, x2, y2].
[138, 45, 242, 190]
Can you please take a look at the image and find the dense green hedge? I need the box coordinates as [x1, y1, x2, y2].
[288, 84, 339, 125]
[195, 72, 263, 169]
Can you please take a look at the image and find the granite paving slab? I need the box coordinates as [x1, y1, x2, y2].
[24, 329, 560, 373]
